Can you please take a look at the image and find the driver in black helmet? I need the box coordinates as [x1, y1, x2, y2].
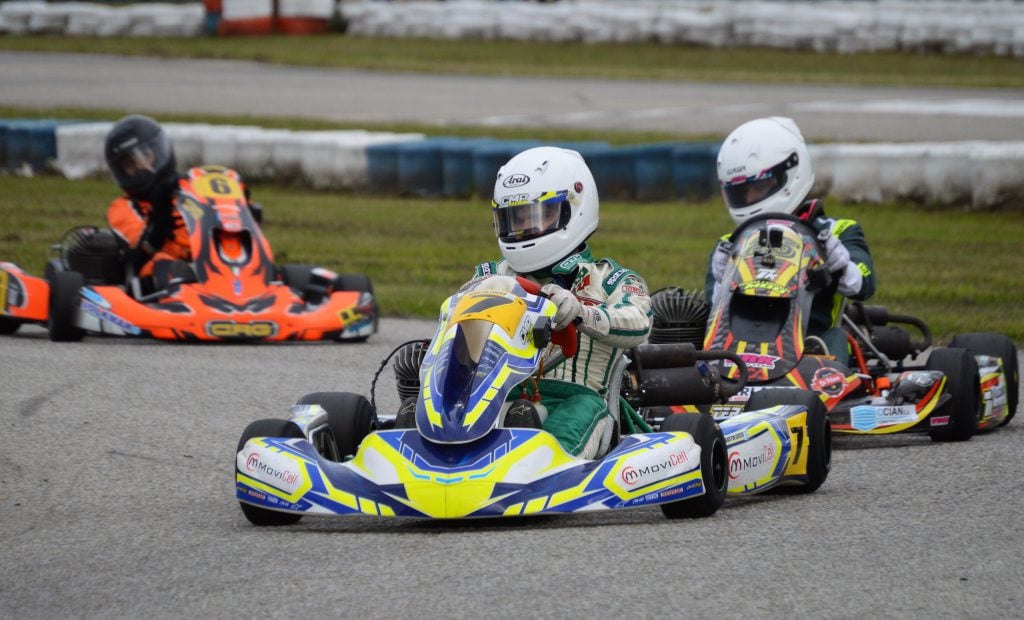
[104, 115, 189, 291]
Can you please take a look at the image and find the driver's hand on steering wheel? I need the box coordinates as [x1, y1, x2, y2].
[818, 229, 851, 273]
[541, 283, 582, 331]
[711, 240, 733, 282]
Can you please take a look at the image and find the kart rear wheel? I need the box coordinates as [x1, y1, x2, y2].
[927, 347, 981, 442]
[236, 418, 304, 526]
[950, 332, 1019, 426]
[745, 389, 831, 494]
[296, 392, 378, 460]
[0, 317, 20, 334]
[659, 413, 727, 519]
[48, 270, 85, 342]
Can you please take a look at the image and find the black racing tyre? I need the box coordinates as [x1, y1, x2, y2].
[0, 317, 20, 334]
[746, 389, 831, 494]
[334, 273, 374, 295]
[48, 270, 85, 342]
[279, 263, 313, 293]
[659, 413, 727, 519]
[950, 332, 1019, 426]
[236, 418, 304, 527]
[927, 347, 981, 442]
[296, 392, 378, 460]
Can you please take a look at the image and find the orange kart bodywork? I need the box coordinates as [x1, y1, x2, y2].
[0, 167, 377, 342]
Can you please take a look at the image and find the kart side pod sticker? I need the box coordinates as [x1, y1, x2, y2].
[727, 430, 781, 491]
[238, 443, 305, 495]
[850, 404, 918, 431]
[610, 437, 700, 494]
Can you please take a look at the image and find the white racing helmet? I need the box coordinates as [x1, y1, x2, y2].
[491, 147, 598, 273]
[716, 117, 815, 224]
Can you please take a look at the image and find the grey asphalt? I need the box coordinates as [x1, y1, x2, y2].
[3, 51, 1024, 142]
[2, 49, 1023, 618]
[1, 323, 1021, 618]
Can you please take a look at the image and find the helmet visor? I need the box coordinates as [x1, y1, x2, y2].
[721, 152, 799, 211]
[110, 132, 173, 192]
[492, 190, 569, 243]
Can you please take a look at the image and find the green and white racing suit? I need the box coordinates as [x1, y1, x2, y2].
[472, 246, 652, 459]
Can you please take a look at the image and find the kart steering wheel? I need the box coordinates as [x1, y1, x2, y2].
[727, 211, 829, 261]
[727, 211, 833, 289]
[516, 276, 579, 359]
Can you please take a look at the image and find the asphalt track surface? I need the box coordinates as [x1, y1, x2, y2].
[3, 51, 1024, 141]
[3, 50, 1023, 618]
[1, 322, 1021, 618]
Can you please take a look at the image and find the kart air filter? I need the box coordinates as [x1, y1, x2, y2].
[649, 287, 710, 348]
[394, 340, 428, 401]
[62, 226, 124, 285]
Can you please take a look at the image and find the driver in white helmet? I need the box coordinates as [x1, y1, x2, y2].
[470, 146, 652, 460]
[705, 117, 876, 363]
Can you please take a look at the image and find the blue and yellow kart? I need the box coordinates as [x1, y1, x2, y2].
[235, 276, 733, 524]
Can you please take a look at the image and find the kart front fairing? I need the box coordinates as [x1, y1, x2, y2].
[414, 278, 555, 444]
[236, 406, 707, 519]
[704, 218, 826, 383]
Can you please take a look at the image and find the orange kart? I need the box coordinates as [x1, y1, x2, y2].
[0, 166, 377, 343]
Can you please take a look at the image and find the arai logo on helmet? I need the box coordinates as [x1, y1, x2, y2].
[502, 174, 530, 188]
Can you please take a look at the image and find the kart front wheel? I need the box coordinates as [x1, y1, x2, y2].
[236, 418, 304, 527]
[950, 332, 1019, 426]
[48, 270, 85, 342]
[334, 273, 378, 342]
[927, 347, 981, 442]
[296, 392, 378, 460]
[659, 413, 727, 519]
[0, 317, 20, 334]
[746, 389, 831, 494]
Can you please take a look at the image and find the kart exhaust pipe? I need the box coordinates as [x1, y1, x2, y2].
[623, 343, 748, 407]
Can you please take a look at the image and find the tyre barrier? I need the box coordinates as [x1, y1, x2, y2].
[4, 118, 1024, 209]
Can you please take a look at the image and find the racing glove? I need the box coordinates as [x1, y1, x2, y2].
[818, 229, 850, 273]
[541, 283, 582, 331]
[818, 229, 863, 296]
[711, 240, 733, 283]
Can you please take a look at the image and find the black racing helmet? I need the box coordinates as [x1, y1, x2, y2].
[104, 115, 176, 201]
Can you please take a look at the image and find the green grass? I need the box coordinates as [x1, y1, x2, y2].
[2, 175, 1022, 343]
[2, 34, 1023, 89]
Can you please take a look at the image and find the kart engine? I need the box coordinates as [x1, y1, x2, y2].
[61, 226, 123, 285]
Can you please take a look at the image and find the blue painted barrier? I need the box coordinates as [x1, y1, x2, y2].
[2, 120, 61, 171]
[366, 141, 404, 193]
[397, 139, 449, 197]
[441, 137, 498, 199]
[673, 142, 719, 200]
[579, 145, 636, 201]
[630, 143, 677, 202]
[0, 122, 9, 170]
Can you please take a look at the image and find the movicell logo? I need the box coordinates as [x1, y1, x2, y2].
[502, 174, 530, 188]
[245, 452, 300, 487]
[728, 444, 775, 480]
[619, 450, 690, 487]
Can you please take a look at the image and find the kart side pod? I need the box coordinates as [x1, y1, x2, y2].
[622, 343, 749, 408]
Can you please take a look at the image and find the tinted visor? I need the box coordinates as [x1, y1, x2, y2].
[110, 132, 172, 191]
[492, 190, 570, 242]
[721, 152, 799, 211]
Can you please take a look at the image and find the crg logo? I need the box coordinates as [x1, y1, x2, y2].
[502, 174, 530, 188]
[206, 321, 278, 338]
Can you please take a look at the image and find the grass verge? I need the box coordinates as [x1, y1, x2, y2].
[1, 174, 1021, 343]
